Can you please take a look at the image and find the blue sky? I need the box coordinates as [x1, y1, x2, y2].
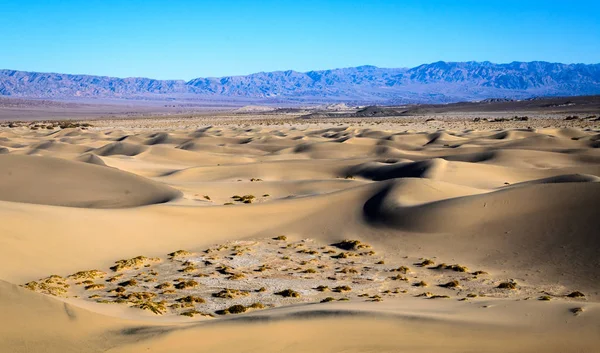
[1, 0, 599, 80]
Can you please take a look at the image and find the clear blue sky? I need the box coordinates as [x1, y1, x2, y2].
[1, 0, 599, 80]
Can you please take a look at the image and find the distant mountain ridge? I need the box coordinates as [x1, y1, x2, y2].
[1, 61, 599, 104]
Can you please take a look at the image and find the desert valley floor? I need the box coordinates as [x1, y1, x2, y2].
[0, 114, 599, 352]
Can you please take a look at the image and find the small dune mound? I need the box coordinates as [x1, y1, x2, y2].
[345, 159, 446, 181]
[94, 141, 148, 156]
[0, 155, 180, 208]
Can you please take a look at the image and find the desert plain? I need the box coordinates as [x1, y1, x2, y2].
[0, 109, 599, 353]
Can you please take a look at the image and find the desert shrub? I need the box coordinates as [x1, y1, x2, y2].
[176, 295, 205, 304]
[389, 275, 408, 281]
[567, 291, 585, 298]
[432, 264, 468, 272]
[110, 256, 150, 272]
[331, 240, 370, 251]
[275, 289, 300, 297]
[375, 260, 385, 264]
[314, 285, 329, 292]
[228, 273, 246, 280]
[539, 296, 552, 301]
[68, 270, 106, 280]
[303, 268, 317, 274]
[174, 280, 198, 289]
[331, 252, 349, 259]
[216, 304, 247, 315]
[497, 282, 517, 290]
[168, 250, 192, 258]
[155, 282, 172, 290]
[472, 270, 488, 276]
[415, 259, 435, 267]
[118, 279, 138, 287]
[135, 301, 166, 315]
[212, 288, 249, 299]
[413, 281, 427, 287]
[248, 302, 265, 309]
[440, 280, 460, 288]
[391, 266, 410, 274]
[273, 235, 287, 241]
[332, 286, 351, 293]
[320, 297, 335, 303]
[430, 295, 450, 299]
[122, 292, 156, 301]
[84, 284, 105, 290]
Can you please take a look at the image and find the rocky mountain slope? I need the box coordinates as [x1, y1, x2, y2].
[1, 61, 599, 103]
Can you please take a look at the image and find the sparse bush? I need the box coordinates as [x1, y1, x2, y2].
[275, 289, 300, 297]
[331, 240, 370, 251]
[174, 280, 198, 289]
[497, 282, 517, 290]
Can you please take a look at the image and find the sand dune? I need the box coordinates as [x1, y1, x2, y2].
[0, 154, 180, 208]
[0, 121, 598, 352]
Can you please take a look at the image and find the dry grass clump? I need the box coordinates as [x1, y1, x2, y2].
[176, 295, 205, 304]
[497, 281, 517, 290]
[106, 274, 124, 283]
[155, 282, 172, 290]
[273, 235, 287, 241]
[539, 295, 552, 301]
[228, 273, 246, 280]
[89, 294, 101, 299]
[389, 275, 408, 281]
[180, 265, 197, 273]
[212, 288, 250, 299]
[416, 292, 433, 297]
[413, 281, 428, 287]
[440, 280, 460, 288]
[303, 268, 317, 274]
[321, 297, 335, 303]
[331, 240, 370, 251]
[256, 287, 267, 292]
[110, 256, 151, 272]
[122, 292, 157, 301]
[68, 270, 106, 280]
[162, 289, 176, 295]
[315, 285, 329, 292]
[567, 291, 585, 298]
[431, 263, 468, 272]
[331, 252, 350, 259]
[174, 280, 198, 289]
[332, 285, 351, 293]
[391, 266, 410, 274]
[430, 295, 450, 299]
[297, 249, 318, 254]
[375, 260, 385, 264]
[472, 270, 488, 276]
[415, 259, 435, 267]
[135, 301, 166, 315]
[180, 310, 214, 318]
[338, 267, 358, 274]
[275, 289, 300, 297]
[84, 284, 105, 291]
[255, 264, 272, 272]
[247, 302, 265, 309]
[232, 195, 255, 203]
[466, 293, 478, 298]
[216, 304, 247, 315]
[570, 307, 584, 315]
[118, 279, 138, 287]
[168, 250, 192, 258]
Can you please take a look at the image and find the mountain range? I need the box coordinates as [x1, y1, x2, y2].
[1, 61, 599, 104]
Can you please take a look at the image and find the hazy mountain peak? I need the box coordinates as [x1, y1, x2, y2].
[1, 61, 599, 103]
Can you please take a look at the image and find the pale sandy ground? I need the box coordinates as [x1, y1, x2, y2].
[0, 114, 599, 352]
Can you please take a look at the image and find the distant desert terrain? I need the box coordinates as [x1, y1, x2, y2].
[0, 112, 599, 352]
